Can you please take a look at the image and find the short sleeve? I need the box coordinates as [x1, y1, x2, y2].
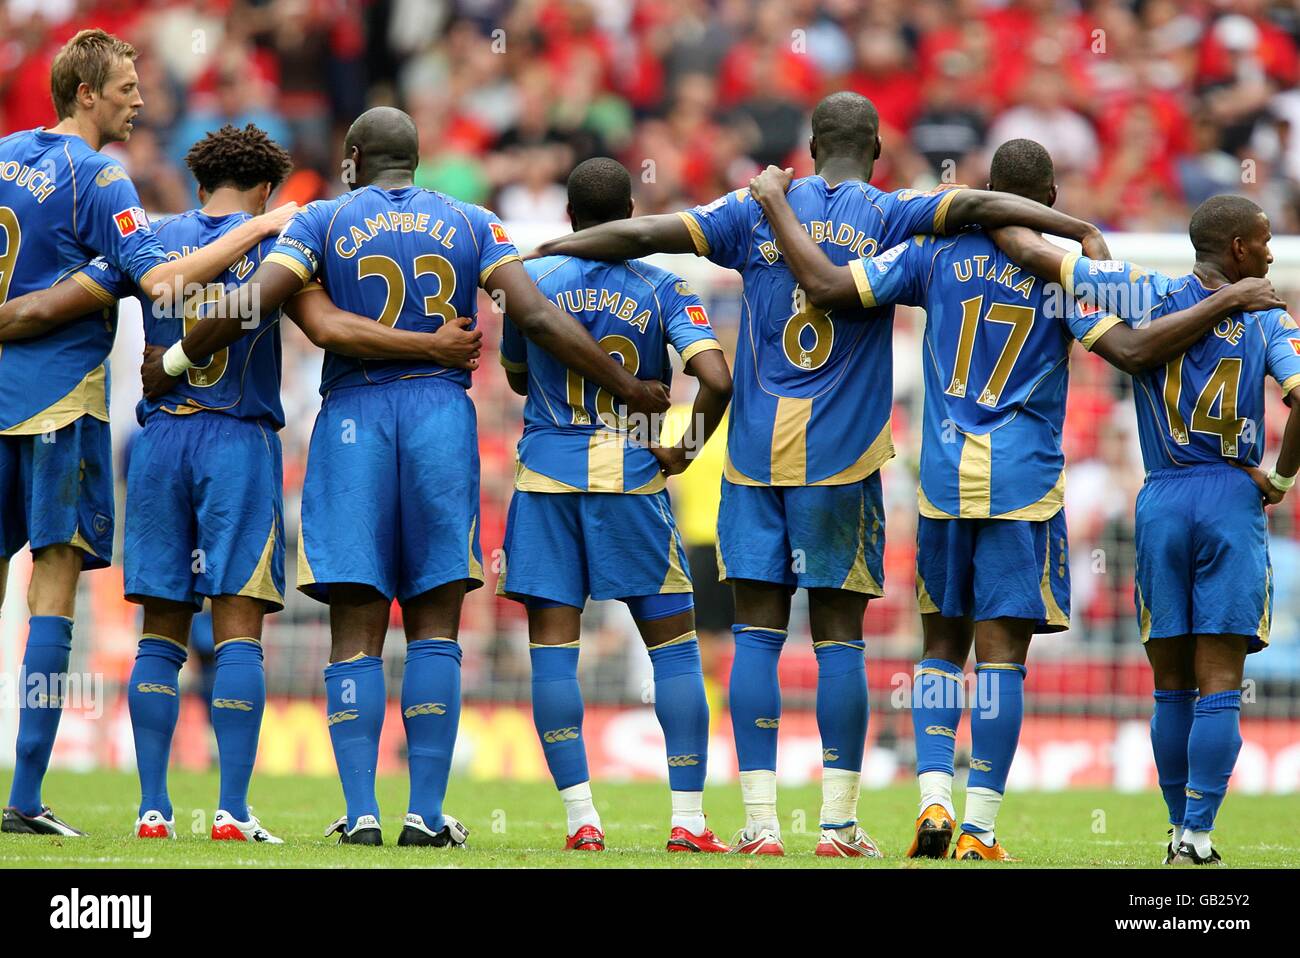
[1063, 299, 1123, 351]
[72, 255, 133, 306]
[1061, 253, 1170, 326]
[499, 316, 528, 373]
[266, 202, 329, 287]
[1264, 310, 1300, 396]
[879, 186, 966, 246]
[848, 236, 931, 309]
[470, 207, 521, 286]
[678, 189, 754, 271]
[78, 161, 168, 286]
[659, 274, 721, 365]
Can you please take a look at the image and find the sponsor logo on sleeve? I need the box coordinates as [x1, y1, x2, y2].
[1288, 338, 1300, 356]
[686, 304, 711, 327]
[113, 206, 150, 237]
[490, 222, 510, 244]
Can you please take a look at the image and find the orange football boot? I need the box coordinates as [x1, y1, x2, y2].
[564, 824, 605, 851]
[666, 825, 730, 852]
[905, 803, 955, 859]
[953, 831, 1018, 861]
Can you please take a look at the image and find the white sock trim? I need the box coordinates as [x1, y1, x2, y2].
[820, 767, 861, 829]
[670, 790, 706, 833]
[962, 785, 1003, 839]
[739, 769, 779, 833]
[918, 770, 955, 818]
[559, 781, 600, 833]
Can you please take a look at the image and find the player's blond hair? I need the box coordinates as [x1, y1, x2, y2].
[50, 29, 137, 120]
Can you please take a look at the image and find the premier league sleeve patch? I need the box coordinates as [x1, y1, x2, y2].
[113, 206, 150, 237]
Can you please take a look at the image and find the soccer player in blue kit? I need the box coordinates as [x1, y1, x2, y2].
[534, 93, 1115, 857]
[750, 141, 1283, 860]
[498, 158, 734, 852]
[0, 30, 298, 836]
[1, 123, 483, 841]
[143, 108, 670, 848]
[989, 194, 1300, 865]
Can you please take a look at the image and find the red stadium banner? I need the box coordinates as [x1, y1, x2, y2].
[34, 698, 1300, 793]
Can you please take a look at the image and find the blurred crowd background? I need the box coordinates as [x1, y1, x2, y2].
[4, 0, 1300, 731]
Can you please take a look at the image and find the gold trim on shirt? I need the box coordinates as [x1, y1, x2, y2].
[265, 252, 313, 286]
[957, 431, 992, 518]
[479, 253, 520, 286]
[72, 271, 117, 307]
[0, 364, 108, 435]
[1060, 251, 1080, 299]
[1080, 313, 1121, 351]
[723, 420, 894, 487]
[679, 339, 721, 364]
[499, 353, 527, 374]
[1280, 373, 1300, 396]
[678, 212, 710, 256]
[850, 258, 876, 308]
[769, 396, 812, 484]
[918, 467, 1065, 521]
[932, 187, 965, 234]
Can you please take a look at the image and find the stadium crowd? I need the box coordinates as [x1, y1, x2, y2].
[4, 0, 1300, 705]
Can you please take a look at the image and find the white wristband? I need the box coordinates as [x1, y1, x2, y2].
[1268, 469, 1296, 492]
[161, 341, 193, 377]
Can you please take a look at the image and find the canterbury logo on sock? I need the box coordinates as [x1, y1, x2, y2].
[667, 754, 699, 766]
[970, 758, 993, 772]
[135, 683, 176, 696]
[754, 717, 779, 729]
[1185, 788, 1203, 800]
[925, 725, 957, 738]
[327, 709, 359, 726]
[822, 748, 839, 762]
[542, 726, 579, 743]
[403, 702, 447, 718]
[212, 698, 253, 711]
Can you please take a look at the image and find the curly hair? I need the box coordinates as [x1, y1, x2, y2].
[184, 124, 293, 195]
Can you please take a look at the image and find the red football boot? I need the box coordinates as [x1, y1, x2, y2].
[564, 823, 605, 851]
[666, 825, 730, 852]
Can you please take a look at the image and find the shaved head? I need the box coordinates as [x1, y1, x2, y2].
[344, 106, 419, 184]
[810, 92, 879, 161]
[1188, 194, 1265, 258]
[988, 138, 1056, 207]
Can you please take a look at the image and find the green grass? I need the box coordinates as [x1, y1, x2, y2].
[0, 770, 1293, 868]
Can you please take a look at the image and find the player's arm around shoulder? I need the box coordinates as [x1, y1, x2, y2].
[483, 257, 669, 417]
[747, 166, 860, 310]
[1088, 277, 1283, 376]
[0, 270, 117, 342]
[531, 214, 696, 261]
[284, 283, 481, 368]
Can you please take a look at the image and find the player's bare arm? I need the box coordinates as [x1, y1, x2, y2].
[284, 286, 482, 368]
[942, 189, 1108, 259]
[1239, 385, 1300, 504]
[651, 348, 732, 477]
[485, 258, 670, 416]
[138, 202, 298, 309]
[141, 259, 304, 398]
[748, 166, 862, 309]
[531, 213, 696, 261]
[0, 276, 108, 342]
[505, 369, 528, 396]
[991, 226, 1284, 374]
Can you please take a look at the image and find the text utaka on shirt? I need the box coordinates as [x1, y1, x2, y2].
[0, 128, 170, 433]
[80, 210, 285, 429]
[500, 255, 721, 494]
[851, 232, 1120, 520]
[264, 184, 519, 394]
[677, 177, 963, 487]
[1061, 252, 1300, 471]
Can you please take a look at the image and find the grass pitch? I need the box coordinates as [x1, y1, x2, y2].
[0, 770, 1292, 868]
